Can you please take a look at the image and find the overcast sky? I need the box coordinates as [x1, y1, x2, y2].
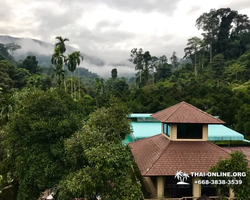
[0, 0, 250, 77]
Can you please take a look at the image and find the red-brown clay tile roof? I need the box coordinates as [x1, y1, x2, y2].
[129, 134, 230, 176]
[151, 101, 225, 124]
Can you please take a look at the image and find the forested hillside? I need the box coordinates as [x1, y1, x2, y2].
[1, 7, 250, 134]
[0, 7, 250, 200]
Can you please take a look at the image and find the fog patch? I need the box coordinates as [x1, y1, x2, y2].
[80, 60, 135, 78]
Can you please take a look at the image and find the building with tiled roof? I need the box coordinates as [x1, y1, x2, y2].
[123, 114, 249, 143]
[128, 101, 241, 199]
[151, 101, 225, 124]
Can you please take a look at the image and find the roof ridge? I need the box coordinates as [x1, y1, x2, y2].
[150, 101, 180, 117]
[184, 102, 225, 123]
[144, 139, 172, 175]
[163, 102, 183, 122]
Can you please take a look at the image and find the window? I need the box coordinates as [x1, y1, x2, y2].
[163, 123, 170, 137]
[177, 124, 203, 139]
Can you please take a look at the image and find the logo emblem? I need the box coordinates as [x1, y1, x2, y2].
[175, 170, 190, 185]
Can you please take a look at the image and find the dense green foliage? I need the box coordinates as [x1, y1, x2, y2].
[3, 90, 85, 200]
[209, 151, 250, 200]
[57, 99, 142, 200]
[0, 6, 250, 199]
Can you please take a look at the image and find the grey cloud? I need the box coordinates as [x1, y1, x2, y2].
[33, 6, 83, 30]
[89, 30, 135, 44]
[0, 2, 12, 21]
[95, 20, 123, 29]
[186, 6, 201, 15]
[60, 0, 181, 16]
[73, 32, 186, 66]
[224, 0, 250, 11]
[100, 0, 179, 16]
[0, 0, 191, 77]
[0, 26, 35, 38]
[124, 34, 188, 58]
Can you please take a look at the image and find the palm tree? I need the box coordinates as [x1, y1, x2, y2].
[51, 49, 66, 90]
[55, 36, 69, 54]
[51, 64, 65, 87]
[51, 46, 65, 66]
[74, 51, 84, 99]
[65, 53, 76, 97]
[65, 51, 83, 98]
[54, 36, 69, 90]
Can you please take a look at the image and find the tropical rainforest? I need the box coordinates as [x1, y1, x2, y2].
[0, 7, 250, 200]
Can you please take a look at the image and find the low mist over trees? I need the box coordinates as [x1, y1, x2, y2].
[0, 6, 250, 200]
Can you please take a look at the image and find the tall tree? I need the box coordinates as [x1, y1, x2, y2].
[51, 46, 65, 89]
[129, 48, 153, 86]
[184, 37, 202, 76]
[19, 56, 41, 75]
[129, 48, 144, 86]
[142, 51, 152, 85]
[55, 36, 69, 54]
[73, 51, 84, 100]
[65, 52, 83, 98]
[51, 46, 65, 66]
[196, 9, 220, 62]
[51, 64, 65, 87]
[231, 14, 250, 37]
[215, 8, 238, 56]
[54, 36, 69, 90]
[111, 68, 118, 79]
[153, 55, 172, 82]
[170, 51, 180, 69]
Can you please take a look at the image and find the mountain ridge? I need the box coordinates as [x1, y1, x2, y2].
[0, 35, 105, 67]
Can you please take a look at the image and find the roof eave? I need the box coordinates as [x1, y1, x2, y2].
[151, 121, 226, 124]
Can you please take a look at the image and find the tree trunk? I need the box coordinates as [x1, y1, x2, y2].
[63, 65, 66, 92]
[140, 69, 141, 83]
[202, 50, 205, 69]
[73, 70, 76, 99]
[58, 75, 61, 87]
[71, 72, 73, 97]
[194, 53, 197, 76]
[78, 75, 80, 100]
[210, 44, 213, 63]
